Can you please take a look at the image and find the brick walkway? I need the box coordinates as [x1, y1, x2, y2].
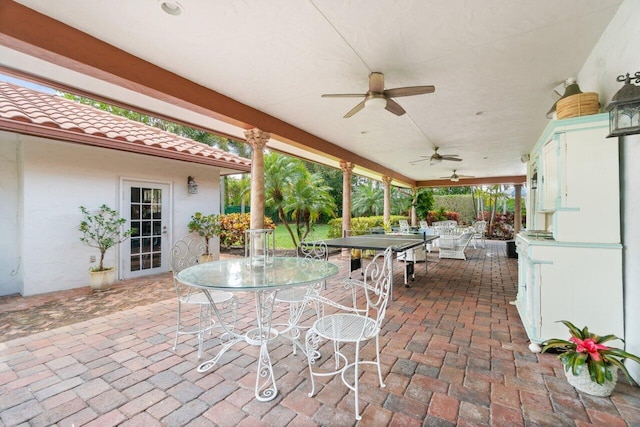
[1, 242, 639, 426]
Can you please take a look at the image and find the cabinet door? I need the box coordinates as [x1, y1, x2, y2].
[541, 138, 559, 210]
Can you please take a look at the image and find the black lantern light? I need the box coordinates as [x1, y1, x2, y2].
[531, 172, 538, 190]
[187, 176, 198, 194]
[605, 72, 640, 138]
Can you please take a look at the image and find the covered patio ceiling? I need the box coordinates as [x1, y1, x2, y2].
[0, 0, 622, 188]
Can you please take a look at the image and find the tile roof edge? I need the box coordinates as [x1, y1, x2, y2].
[0, 118, 252, 172]
[0, 81, 251, 170]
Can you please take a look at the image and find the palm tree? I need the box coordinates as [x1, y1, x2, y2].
[284, 174, 336, 242]
[264, 153, 307, 244]
[351, 180, 383, 216]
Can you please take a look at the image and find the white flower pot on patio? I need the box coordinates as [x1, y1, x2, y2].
[89, 268, 116, 291]
[565, 366, 617, 397]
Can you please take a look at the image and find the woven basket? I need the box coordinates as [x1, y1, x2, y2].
[556, 92, 599, 119]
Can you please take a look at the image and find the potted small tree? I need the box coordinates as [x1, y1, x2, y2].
[188, 212, 221, 263]
[79, 204, 133, 291]
[542, 320, 640, 397]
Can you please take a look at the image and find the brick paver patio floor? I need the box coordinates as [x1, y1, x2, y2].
[1, 242, 639, 426]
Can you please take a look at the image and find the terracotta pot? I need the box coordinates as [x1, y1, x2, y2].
[565, 366, 617, 397]
[89, 268, 116, 291]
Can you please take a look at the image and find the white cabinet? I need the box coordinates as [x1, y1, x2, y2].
[516, 235, 623, 346]
[529, 114, 620, 243]
[518, 113, 624, 347]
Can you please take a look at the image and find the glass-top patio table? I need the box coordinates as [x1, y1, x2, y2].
[176, 257, 339, 401]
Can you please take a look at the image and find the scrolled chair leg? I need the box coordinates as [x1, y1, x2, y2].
[305, 330, 322, 397]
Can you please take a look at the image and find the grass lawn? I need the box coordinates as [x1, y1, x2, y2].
[274, 223, 331, 249]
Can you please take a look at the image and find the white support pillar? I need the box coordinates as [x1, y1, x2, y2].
[245, 128, 270, 230]
[514, 184, 522, 235]
[410, 186, 418, 227]
[382, 176, 392, 227]
[340, 160, 354, 258]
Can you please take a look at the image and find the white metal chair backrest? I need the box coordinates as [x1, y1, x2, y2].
[171, 236, 205, 274]
[399, 219, 410, 233]
[360, 246, 393, 338]
[419, 221, 429, 229]
[474, 221, 487, 234]
[299, 240, 329, 261]
[170, 236, 206, 300]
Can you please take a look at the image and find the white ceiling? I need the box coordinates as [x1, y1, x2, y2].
[3, 0, 623, 185]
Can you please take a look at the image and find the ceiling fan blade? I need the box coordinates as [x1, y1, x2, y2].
[409, 158, 429, 164]
[321, 93, 366, 98]
[441, 156, 462, 162]
[343, 100, 367, 118]
[384, 85, 435, 98]
[385, 98, 406, 116]
[369, 72, 385, 93]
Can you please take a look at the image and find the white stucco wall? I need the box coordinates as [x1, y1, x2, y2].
[578, 0, 640, 383]
[0, 132, 22, 296]
[0, 133, 222, 296]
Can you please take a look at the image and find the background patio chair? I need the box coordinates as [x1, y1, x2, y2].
[438, 231, 475, 260]
[471, 220, 487, 248]
[274, 240, 328, 355]
[170, 236, 237, 359]
[304, 246, 393, 421]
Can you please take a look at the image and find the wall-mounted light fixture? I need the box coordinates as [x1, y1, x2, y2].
[187, 176, 198, 194]
[530, 172, 538, 190]
[605, 72, 640, 138]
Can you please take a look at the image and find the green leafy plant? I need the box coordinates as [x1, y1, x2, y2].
[188, 212, 221, 254]
[79, 204, 134, 272]
[217, 213, 275, 248]
[542, 320, 640, 385]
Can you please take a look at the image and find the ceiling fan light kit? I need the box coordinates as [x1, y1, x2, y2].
[365, 96, 387, 110]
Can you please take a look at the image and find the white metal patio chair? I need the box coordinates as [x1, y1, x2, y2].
[418, 221, 435, 253]
[171, 236, 237, 359]
[274, 240, 328, 355]
[438, 231, 475, 260]
[305, 246, 393, 421]
[471, 220, 487, 248]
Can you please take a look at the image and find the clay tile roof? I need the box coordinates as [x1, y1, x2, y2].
[0, 82, 251, 172]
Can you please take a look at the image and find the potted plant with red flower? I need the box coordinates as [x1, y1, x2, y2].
[542, 320, 640, 397]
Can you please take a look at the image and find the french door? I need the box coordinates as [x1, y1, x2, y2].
[122, 180, 170, 279]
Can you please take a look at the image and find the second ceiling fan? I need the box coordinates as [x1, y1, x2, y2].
[322, 72, 435, 118]
[410, 147, 462, 165]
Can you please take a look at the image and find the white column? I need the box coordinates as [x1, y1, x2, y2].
[382, 176, 392, 227]
[244, 128, 270, 230]
[340, 160, 354, 258]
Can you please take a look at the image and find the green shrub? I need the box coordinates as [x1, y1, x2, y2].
[218, 213, 275, 248]
[327, 215, 408, 238]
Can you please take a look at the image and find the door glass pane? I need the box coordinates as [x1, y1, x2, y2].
[131, 187, 141, 203]
[129, 185, 164, 274]
[130, 254, 140, 272]
[131, 205, 140, 220]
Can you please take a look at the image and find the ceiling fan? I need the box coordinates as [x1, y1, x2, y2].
[321, 72, 435, 118]
[410, 147, 462, 165]
[441, 170, 474, 182]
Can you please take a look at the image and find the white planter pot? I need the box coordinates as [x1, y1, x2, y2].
[565, 366, 618, 397]
[89, 268, 116, 291]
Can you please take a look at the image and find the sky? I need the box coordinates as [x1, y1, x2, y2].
[0, 74, 56, 94]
